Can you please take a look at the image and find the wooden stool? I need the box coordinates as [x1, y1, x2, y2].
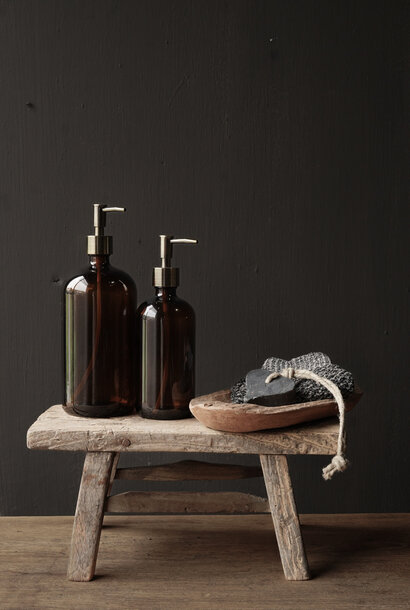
[27, 406, 341, 582]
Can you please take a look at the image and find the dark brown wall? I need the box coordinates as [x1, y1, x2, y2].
[0, 0, 408, 515]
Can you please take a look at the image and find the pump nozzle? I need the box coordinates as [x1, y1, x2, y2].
[88, 203, 126, 255]
[154, 234, 198, 287]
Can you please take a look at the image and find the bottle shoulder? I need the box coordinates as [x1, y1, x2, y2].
[65, 265, 136, 294]
[137, 294, 195, 319]
[65, 274, 88, 293]
[108, 265, 137, 288]
[174, 297, 195, 315]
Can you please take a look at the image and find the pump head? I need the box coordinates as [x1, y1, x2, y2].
[87, 203, 126, 255]
[153, 234, 198, 287]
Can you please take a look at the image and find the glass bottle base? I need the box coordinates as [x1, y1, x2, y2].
[141, 406, 193, 420]
[68, 402, 135, 418]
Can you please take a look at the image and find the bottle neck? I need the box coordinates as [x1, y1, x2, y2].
[89, 254, 110, 270]
[155, 287, 177, 300]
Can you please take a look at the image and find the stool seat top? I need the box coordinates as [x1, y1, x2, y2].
[26, 405, 339, 455]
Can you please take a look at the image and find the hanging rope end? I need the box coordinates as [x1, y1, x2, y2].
[322, 455, 349, 480]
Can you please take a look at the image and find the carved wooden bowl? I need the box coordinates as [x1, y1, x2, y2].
[189, 388, 362, 433]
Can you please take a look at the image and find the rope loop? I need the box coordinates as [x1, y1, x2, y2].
[264, 367, 348, 480]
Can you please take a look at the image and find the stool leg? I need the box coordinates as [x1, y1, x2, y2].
[106, 452, 120, 498]
[260, 454, 310, 581]
[68, 451, 115, 581]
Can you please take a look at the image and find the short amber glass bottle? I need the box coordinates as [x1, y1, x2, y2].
[138, 287, 195, 419]
[137, 235, 197, 419]
[64, 205, 137, 417]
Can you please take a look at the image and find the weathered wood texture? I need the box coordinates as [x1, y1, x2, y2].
[1, 515, 409, 609]
[260, 454, 310, 580]
[26, 405, 339, 455]
[115, 460, 263, 481]
[190, 388, 362, 432]
[106, 491, 270, 514]
[106, 452, 120, 497]
[67, 452, 115, 582]
[2, 0, 408, 516]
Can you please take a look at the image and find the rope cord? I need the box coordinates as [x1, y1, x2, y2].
[265, 367, 348, 480]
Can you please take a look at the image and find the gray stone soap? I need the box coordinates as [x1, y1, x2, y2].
[244, 369, 296, 407]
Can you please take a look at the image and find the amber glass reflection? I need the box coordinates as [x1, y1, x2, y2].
[137, 287, 195, 419]
[64, 255, 137, 417]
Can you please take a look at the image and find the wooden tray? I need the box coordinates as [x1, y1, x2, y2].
[189, 388, 362, 433]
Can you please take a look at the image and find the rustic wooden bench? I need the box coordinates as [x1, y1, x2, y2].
[26, 405, 341, 582]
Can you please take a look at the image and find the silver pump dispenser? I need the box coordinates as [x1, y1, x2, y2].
[153, 234, 198, 288]
[87, 203, 126, 255]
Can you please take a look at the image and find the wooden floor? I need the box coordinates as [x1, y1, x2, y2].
[1, 514, 409, 609]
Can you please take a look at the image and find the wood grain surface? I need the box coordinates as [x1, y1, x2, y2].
[106, 491, 270, 514]
[260, 455, 310, 580]
[114, 460, 263, 481]
[1, 0, 408, 516]
[1, 514, 409, 608]
[26, 405, 340, 455]
[67, 452, 115, 581]
[190, 388, 362, 432]
[106, 453, 120, 497]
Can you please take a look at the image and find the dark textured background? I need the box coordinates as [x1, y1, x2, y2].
[0, 0, 408, 515]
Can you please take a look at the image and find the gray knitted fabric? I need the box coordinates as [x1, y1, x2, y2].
[230, 352, 354, 404]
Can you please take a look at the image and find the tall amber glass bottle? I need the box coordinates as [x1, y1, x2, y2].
[137, 235, 197, 419]
[64, 204, 137, 417]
